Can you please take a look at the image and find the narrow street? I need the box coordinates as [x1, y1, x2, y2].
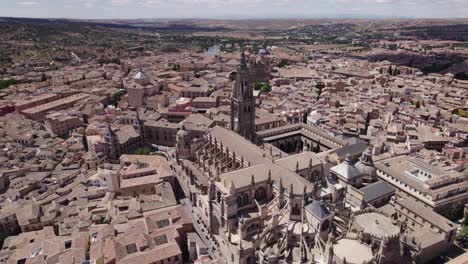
[180, 198, 226, 263]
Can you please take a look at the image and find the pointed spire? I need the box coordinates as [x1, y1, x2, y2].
[230, 180, 236, 194]
[267, 169, 272, 182]
[251, 174, 255, 186]
[240, 46, 247, 70]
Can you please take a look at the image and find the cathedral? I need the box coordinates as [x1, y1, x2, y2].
[170, 50, 443, 264]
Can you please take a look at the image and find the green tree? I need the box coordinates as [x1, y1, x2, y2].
[457, 226, 468, 248]
[254, 82, 262, 91]
[415, 100, 421, 109]
[261, 82, 272, 93]
[110, 89, 127, 107]
[134, 147, 151, 155]
[456, 109, 468, 118]
[462, 213, 468, 226]
[0, 79, 17, 90]
[0, 233, 8, 249]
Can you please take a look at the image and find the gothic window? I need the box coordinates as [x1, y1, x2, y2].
[321, 220, 330, 231]
[217, 191, 222, 203]
[254, 187, 266, 201]
[246, 223, 260, 233]
[237, 193, 250, 207]
[242, 193, 249, 205]
[312, 170, 320, 181]
[236, 195, 243, 207]
[292, 203, 300, 215]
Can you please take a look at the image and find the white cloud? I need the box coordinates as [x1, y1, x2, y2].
[16, 1, 39, 6]
[141, 0, 301, 9]
[110, 0, 130, 6]
[64, 0, 98, 8]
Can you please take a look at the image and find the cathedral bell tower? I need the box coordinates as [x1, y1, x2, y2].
[231, 48, 256, 142]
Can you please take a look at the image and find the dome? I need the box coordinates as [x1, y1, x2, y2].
[133, 69, 150, 86]
[258, 48, 270, 56]
[134, 70, 148, 81]
[355, 147, 377, 180]
[330, 157, 361, 180]
[355, 160, 377, 179]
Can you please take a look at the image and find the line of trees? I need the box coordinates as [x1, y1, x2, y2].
[0, 79, 17, 90]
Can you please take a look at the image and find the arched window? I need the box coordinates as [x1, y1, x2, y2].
[254, 187, 266, 201]
[236, 195, 243, 207]
[242, 193, 249, 205]
[321, 219, 330, 231]
[246, 223, 259, 233]
[292, 203, 300, 215]
[310, 170, 320, 181]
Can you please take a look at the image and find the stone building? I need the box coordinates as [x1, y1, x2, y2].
[125, 69, 162, 108]
[102, 154, 174, 197]
[375, 156, 468, 212]
[172, 124, 328, 263]
[230, 50, 257, 142]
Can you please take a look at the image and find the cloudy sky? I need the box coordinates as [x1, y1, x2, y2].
[1, 0, 467, 19]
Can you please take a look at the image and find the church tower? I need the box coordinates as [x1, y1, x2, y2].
[231, 49, 256, 142]
[105, 122, 120, 161]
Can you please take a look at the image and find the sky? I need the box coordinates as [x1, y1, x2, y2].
[0, 0, 467, 19]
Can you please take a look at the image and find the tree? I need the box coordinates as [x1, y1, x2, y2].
[415, 100, 421, 109]
[462, 213, 468, 227]
[0, 79, 17, 90]
[110, 89, 127, 107]
[261, 82, 272, 93]
[0, 233, 7, 248]
[254, 82, 272, 93]
[441, 201, 465, 221]
[134, 147, 151, 155]
[456, 226, 468, 248]
[254, 82, 262, 91]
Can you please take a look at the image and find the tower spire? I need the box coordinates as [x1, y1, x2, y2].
[240, 46, 247, 70]
[231, 44, 256, 142]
